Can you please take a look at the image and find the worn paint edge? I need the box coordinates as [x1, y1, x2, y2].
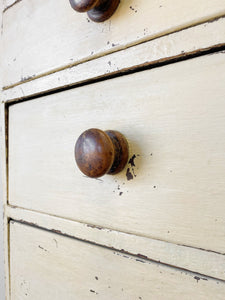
[3, 0, 21, 13]
[6, 205, 225, 282]
[2, 13, 225, 91]
[11, 219, 225, 286]
[2, 16, 225, 103]
[0, 102, 10, 300]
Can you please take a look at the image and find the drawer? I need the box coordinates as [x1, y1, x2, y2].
[10, 221, 225, 299]
[8, 52, 225, 253]
[2, 0, 225, 88]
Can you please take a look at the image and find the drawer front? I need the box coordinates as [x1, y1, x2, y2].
[2, 0, 225, 88]
[10, 222, 225, 299]
[9, 52, 225, 253]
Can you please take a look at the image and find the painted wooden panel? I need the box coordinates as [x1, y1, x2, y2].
[10, 222, 225, 300]
[3, 16, 225, 103]
[3, 0, 16, 11]
[9, 52, 225, 253]
[7, 206, 225, 281]
[2, 0, 225, 88]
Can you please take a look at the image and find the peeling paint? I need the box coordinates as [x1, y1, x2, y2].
[87, 224, 102, 230]
[3, 0, 22, 13]
[128, 154, 136, 167]
[38, 245, 48, 252]
[137, 254, 148, 260]
[126, 168, 133, 180]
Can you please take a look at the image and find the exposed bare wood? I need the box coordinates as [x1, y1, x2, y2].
[3, 0, 21, 12]
[2, 0, 225, 88]
[8, 52, 225, 255]
[0, 102, 10, 299]
[2, 17, 225, 103]
[10, 222, 225, 299]
[6, 205, 225, 281]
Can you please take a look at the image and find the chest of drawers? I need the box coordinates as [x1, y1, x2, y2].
[1, 1, 225, 299]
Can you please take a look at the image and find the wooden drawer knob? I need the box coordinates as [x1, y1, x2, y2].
[69, 0, 120, 22]
[75, 128, 129, 178]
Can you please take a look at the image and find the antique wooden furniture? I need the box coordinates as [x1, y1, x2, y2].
[1, 0, 225, 299]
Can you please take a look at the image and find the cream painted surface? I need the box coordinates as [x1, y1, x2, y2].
[3, 0, 15, 10]
[2, 0, 225, 88]
[0, 113, 6, 300]
[8, 52, 225, 253]
[0, 102, 10, 300]
[0, 1, 6, 298]
[7, 205, 225, 281]
[10, 222, 225, 300]
[0, 106, 6, 300]
[3, 16, 225, 103]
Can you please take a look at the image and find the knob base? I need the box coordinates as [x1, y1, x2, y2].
[105, 130, 129, 175]
[87, 0, 120, 22]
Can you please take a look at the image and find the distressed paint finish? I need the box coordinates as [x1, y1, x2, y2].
[0, 107, 6, 300]
[1, 5, 225, 298]
[2, 0, 225, 87]
[8, 52, 225, 254]
[6, 205, 225, 281]
[10, 222, 225, 300]
[2, 16, 225, 103]
[0, 1, 8, 297]
[2, 0, 18, 11]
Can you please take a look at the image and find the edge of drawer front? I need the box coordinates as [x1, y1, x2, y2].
[7, 206, 225, 281]
[2, 16, 225, 103]
[8, 52, 225, 254]
[2, 0, 225, 87]
[10, 222, 225, 300]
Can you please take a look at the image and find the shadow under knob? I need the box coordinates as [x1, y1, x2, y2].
[75, 128, 129, 178]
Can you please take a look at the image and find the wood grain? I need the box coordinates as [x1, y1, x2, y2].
[10, 222, 225, 300]
[8, 52, 225, 254]
[2, 0, 225, 88]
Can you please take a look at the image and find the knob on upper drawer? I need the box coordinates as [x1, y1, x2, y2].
[69, 0, 120, 22]
[75, 128, 129, 178]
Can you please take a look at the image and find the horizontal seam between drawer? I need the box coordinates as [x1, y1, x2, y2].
[7, 204, 225, 257]
[4, 44, 225, 106]
[9, 218, 225, 284]
[2, 14, 225, 91]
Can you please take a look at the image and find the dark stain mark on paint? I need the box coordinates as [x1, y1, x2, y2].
[38, 245, 48, 252]
[194, 276, 200, 283]
[128, 154, 136, 167]
[87, 224, 102, 230]
[126, 168, 133, 180]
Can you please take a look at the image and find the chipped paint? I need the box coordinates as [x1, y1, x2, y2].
[87, 224, 102, 230]
[126, 168, 133, 180]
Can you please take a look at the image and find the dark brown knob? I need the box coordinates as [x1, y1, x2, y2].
[69, 0, 120, 22]
[75, 128, 129, 178]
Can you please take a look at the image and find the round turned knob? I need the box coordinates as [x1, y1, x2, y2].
[75, 128, 129, 178]
[69, 0, 120, 22]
